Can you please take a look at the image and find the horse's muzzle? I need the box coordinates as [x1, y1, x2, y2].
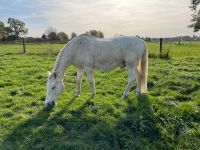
[46, 101, 56, 107]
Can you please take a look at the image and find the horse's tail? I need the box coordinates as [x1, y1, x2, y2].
[137, 43, 148, 94]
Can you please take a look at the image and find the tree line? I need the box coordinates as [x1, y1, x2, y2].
[0, 18, 104, 43]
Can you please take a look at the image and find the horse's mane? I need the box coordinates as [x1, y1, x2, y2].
[77, 34, 95, 38]
[53, 34, 95, 73]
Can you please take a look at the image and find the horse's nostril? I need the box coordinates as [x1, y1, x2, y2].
[52, 101, 55, 106]
[46, 101, 55, 107]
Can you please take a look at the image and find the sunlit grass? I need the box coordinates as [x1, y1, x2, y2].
[0, 44, 200, 149]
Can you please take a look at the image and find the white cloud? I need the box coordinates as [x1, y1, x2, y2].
[8, 0, 194, 37]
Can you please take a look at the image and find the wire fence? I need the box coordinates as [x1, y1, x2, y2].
[0, 41, 200, 57]
[0, 43, 65, 55]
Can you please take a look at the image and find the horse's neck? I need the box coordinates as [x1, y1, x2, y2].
[53, 48, 69, 79]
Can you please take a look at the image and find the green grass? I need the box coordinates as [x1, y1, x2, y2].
[0, 41, 200, 57]
[0, 43, 63, 54]
[148, 41, 200, 57]
[0, 43, 200, 149]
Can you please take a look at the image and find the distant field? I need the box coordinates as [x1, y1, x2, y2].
[148, 41, 200, 57]
[0, 42, 200, 149]
[0, 41, 200, 57]
[0, 43, 64, 54]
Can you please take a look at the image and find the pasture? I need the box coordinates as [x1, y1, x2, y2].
[0, 42, 200, 149]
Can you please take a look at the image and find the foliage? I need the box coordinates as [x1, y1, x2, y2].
[57, 32, 69, 42]
[86, 30, 104, 38]
[47, 32, 59, 41]
[70, 32, 77, 40]
[0, 18, 28, 41]
[45, 27, 57, 36]
[41, 34, 46, 40]
[189, 0, 200, 32]
[7, 18, 28, 37]
[0, 22, 5, 40]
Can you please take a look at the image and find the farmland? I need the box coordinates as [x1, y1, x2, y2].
[0, 42, 200, 149]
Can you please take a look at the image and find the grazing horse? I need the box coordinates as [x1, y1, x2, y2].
[45, 34, 148, 106]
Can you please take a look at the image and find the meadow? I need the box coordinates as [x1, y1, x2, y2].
[0, 41, 200, 149]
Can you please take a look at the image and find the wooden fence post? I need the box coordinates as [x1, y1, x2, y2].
[160, 38, 163, 54]
[22, 38, 26, 53]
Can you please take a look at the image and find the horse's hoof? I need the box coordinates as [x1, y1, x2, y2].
[121, 96, 126, 99]
[136, 91, 141, 97]
[75, 92, 80, 97]
[121, 95, 127, 99]
[75, 94, 80, 97]
[46, 101, 56, 108]
[91, 94, 95, 98]
[121, 93, 128, 99]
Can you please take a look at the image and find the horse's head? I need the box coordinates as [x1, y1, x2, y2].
[45, 71, 64, 107]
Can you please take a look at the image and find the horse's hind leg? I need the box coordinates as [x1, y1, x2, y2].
[121, 66, 136, 99]
[135, 65, 141, 96]
[84, 66, 96, 97]
[75, 67, 84, 96]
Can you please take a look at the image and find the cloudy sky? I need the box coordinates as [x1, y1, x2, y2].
[0, 0, 195, 38]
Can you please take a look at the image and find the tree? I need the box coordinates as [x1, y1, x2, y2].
[189, 0, 200, 32]
[86, 30, 104, 38]
[48, 32, 59, 41]
[70, 32, 77, 40]
[97, 31, 104, 38]
[0, 18, 28, 41]
[7, 18, 28, 39]
[41, 34, 47, 43]
[57, 32, 69, 42]
[89, 30, 98, 37]
[0, 21, 5, 40]
[45, 27, 57, 36]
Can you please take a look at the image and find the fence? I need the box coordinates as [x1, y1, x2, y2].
[0, 41, 200, 57]
[0, 42, 65, 55]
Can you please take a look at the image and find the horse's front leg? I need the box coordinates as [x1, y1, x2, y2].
[121, 66, 136, 99]
[84, 66, 96, 97]
[75, 67, 84, 96]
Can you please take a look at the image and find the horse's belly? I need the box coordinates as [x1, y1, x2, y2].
[93, 60, 121, 71]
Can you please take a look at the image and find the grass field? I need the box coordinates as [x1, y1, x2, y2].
[0, 41, 200, 57]
[0, 42, 200, 149]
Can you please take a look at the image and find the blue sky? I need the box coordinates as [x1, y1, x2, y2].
[0, 0, 194, 37]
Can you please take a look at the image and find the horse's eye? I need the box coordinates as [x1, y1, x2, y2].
[52, 87, 56, 90]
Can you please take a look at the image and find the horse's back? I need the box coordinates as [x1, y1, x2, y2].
[70, 35, 146, 70]
[109, 36, 146, 65]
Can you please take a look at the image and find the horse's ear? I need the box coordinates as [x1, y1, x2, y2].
[47, 71, 51, 77]
[48, 71, 57, 79]
[53, 72, 57, 79]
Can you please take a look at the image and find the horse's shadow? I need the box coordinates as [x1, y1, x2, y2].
[1, 96, 77, 150]
[2, 95, 160, 149]
[115, 95, 160, 149]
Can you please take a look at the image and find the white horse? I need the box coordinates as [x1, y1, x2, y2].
[45, 34, 148, 106]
